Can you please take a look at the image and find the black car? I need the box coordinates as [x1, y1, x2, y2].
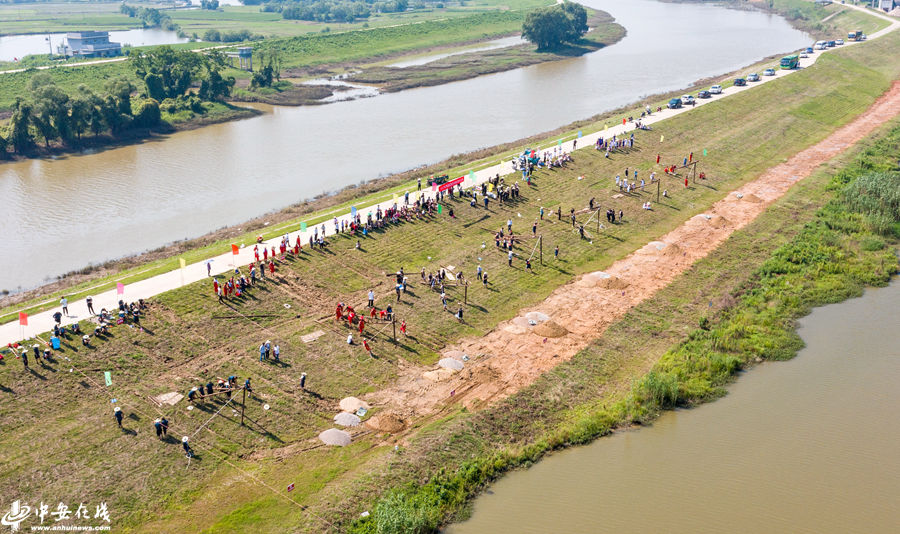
[734, 78, 747, 87]
[697, 90, 711, 99]
[427, 174, 450, 186]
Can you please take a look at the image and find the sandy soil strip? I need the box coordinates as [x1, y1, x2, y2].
[370, 80, 900, 419]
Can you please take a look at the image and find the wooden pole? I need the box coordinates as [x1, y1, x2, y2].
[539, 235, 543, 266]
[464, 282, 468, 305]
[240, 387, 246, 426]
[597, 208, 601, 234]
[657, 176, 661, 203]
[392, 315, 397, 341]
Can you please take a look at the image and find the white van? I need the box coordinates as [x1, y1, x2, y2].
[815, 41, 827, 50]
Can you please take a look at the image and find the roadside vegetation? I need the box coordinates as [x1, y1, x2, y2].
[2, 28, 900, 532]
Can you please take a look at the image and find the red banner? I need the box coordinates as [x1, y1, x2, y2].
[438, 176, 464, 192]
[18, 312, 27, 326]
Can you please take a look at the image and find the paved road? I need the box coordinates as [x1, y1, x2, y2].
[2, 2, 896, 346]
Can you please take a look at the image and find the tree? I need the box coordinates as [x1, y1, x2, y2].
[132, 46, 207, 100]
[105, 77, 135, 116]
[198, 69, 234, 101]
[8, 99, 34, 154]
[522, 2, 589, 50]
[134, 98, 161, 128]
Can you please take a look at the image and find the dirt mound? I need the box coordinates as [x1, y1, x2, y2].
[659, 242, 683, 257]
[533, 320, 568, 338]
[423, 368, 456, 381]
[318, 428, 351, 446]
[708, 215, 730, 229]
[366, 412, 406, 433]
[334, 412, 361, 427]
[742, 193, 763, 203]
[339, 397, 369, 412]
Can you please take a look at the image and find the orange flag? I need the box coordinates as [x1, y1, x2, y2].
[231, 244, 239, 255]
[18, 312, 27, 326]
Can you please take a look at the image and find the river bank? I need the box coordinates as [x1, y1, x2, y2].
[234, 10, 626, 104]
[1, 18, 898, 532]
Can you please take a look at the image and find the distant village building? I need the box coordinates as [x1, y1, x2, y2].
[873, 0, 896, 11]
[59, 31, 122, 58]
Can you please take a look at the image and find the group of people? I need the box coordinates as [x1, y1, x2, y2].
[187, 375, 250, 402]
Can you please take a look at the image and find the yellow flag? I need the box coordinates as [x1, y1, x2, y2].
[604, 124, 608, 132]
[488, 183, 494, 192]
[660, 135, 665, 143]
[179, 258, 186, 269]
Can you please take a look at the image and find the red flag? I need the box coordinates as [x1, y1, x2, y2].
[116, 282, 124, 295]
[18, 312, 27, 326]
[231, 244, 239, 255]
[622, 118, 626, 125]
[656, 154, 660, 164]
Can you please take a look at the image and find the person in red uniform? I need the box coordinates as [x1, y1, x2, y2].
[336, 303, 343, 321]
[363, 338, 372, 357]
[358, 317, 365, 335]
[268, 260, 275, 275]
[400, 320, 407, 337]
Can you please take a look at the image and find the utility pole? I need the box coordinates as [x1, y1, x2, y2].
[657, 176, 661, 203]
[464, 281, 468, 305]
[539, 235, 543, 266]
[392, 315, 397, 341]
[240, 387, 246, 426]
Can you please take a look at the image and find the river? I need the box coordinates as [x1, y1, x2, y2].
[447, 279, 900, 534]
[0, 29, 188, 62]
[0, 0, 811, 292]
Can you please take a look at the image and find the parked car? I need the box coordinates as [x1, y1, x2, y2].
[815, 40, 828, 50]
[681, 95, 695, 105]
[827, 40, 836, 47]
[747, 73, 760, 82]
[734, 78, 747, 87]
[697, 90, 711, 99]
[860, 34, 867, 41]
[763, 68, 776, 76]
[709, 84, 723, 94]
[836, 39, 844, 45]
[667, 97, 683, 109]
[800, 51, 808, 58]
[806, 47, 814, 54]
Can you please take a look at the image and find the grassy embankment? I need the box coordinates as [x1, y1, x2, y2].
[2, 28, 900, 533]
[350, 112, 900, 534]
[722, 0, 891, 39]
[0, 14, 891, 326]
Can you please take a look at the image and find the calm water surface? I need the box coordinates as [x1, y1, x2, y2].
[0, 29, 188, 62]
[0, 0, 811, 290]
[447, 280, 900, 534]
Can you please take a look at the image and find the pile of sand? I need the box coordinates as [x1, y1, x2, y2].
[438, 358, 464, 371]
[708, 215, 730, 229]
[423, 368, 456, 381]
[318, 428, 352, 446]
[741, 193, 763, 203]
[339, 397, 370, 412]
[533, 320, 568, 338]
[511, 316, 532, 327]
[366, 412, 406, 433]
[444, 349, 466, 360]
[334, 412, 361, 427]
[659, 242, 683, 257]
[503, 324, 529, 335]
[524, 311, 550, 324]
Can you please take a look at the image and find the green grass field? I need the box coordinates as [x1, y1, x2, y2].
[2, 27, 900, 532]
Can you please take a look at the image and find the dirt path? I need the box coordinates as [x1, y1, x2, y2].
[369, 80, 900, 420]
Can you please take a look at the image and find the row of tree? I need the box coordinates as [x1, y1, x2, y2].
[202, 29, 264, 43]
[258, 0, 418, 22]
[119, 5, 184, 36]
[0, 47, 234, 156]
